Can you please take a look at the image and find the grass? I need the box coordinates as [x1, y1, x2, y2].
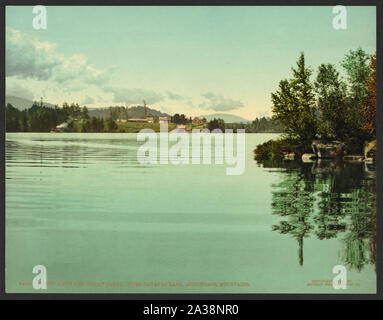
[70, 120, 206, 133]
[115, 122, 205, 132]
[116, 122, 175, 132]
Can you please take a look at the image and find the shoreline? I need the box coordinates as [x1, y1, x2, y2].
[6, 131, 284, 134]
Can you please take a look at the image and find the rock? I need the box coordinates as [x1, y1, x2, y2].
[364, 162, 376, 175]
[283, 153, 295, 160]
[343, 155, 364, 162]
[312, 140, 345, 159]
[302, 153, 316, 163]
[364, 140, 376, 162]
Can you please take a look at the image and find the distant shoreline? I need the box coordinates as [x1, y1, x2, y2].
[6, 131, 283, 134]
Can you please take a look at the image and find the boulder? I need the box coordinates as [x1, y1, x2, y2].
[283, 153, 295, 160]
[364, 140, 376, 162]
[302, 153, 316, 163]
[312, 140, 345, 159]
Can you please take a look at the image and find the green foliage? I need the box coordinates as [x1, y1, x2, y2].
[21, 112, 29, 132]
[341, 47, 371, 105]
[106, 118, 118, 131]
[87, 105, 168, 120]
[340, 48, 372, 153]
[260, 49, 375, 160]
[115, 121, 176, 133]
[5, 101, 105, 133]
[271, 53, 316, 149]
[361, 53, 376, 137]
[109, 106, 128, 121]
[90, 117, 105, 132]
[6, 104, 21, 132]
[26, 102, 67, 132]
[171, 113, 188, 124]
[82, 106, 90, 119]
[314, 63, 349, 140]
[225, 117, 282, 133]
[254, 138, 303, 161]
[62, 102, 83, 119]
[207, 118, 225, 131]
[79, 117, 105, 132]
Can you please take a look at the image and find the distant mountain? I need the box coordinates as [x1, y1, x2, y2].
[5, 96, 170, 119]
[199, 113, 251, 124]
[88, 105, 171, 119]
[6, 96, 56, 111]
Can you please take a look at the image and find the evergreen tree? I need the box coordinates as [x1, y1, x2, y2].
[6, 104, 21, 132]
[314, 63, 348, 140]
[22, 111, 29, 132]
[341, 48, 371, 105]
[82, 106, 90, 119]
[271, 53, 316, 150]
[106, 118, 118, 131]
[207, 118, 225, 131]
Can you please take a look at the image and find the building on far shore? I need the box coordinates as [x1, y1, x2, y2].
[116, 119, 127, 123]
[192, 117, 207, 124]
[159, 117, 170, 124]
[128, 117, 154, 123]
[50, 121, 68, 133]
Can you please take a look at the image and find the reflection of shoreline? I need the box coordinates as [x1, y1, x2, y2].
[265, 159, 376, 272]
[311, 159, 342, 175]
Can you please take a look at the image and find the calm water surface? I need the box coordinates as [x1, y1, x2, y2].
[5, 133, 376, 293]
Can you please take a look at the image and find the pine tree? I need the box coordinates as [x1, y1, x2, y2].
[271, 53, 316, 150]
[314, 63, 348, 140]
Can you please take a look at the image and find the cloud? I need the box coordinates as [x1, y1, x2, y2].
[6, 28, 59, 80]
[166, 91, 187, 101]
[6, 27, 110, 86]
[166, 91, 195, 108]
[105, 87, 165, 105]
[82, 95, 95, 105]
[198, 92, 244, 111]
[6, 82, 35, 100]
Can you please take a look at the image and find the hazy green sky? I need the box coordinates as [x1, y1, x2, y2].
[6, 6, 376, 119]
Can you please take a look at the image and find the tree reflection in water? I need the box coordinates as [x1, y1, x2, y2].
[260, 159, 376, 271]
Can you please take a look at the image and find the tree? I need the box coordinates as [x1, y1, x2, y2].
[340, 48, 372, 152]
[106, 118, 118, 131]
[82, 106, 90, 119]
[21, 111, 29, 132]
[361, 53, 376, 137]
[6, 103, 21, 132]
[314, 63, 348, 140]
[271, 53, 316, 150]
[109, 107, 119, 121]
[90, 117, 105, 132]
[171, 113, 188, 124]
[81, 121, 90, 132]
[207, 118, 225, 131]
[341, 48, 371, 105]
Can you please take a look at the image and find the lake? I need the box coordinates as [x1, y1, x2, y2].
[5, 133, 376, 293]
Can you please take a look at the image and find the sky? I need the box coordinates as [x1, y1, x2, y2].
[5, 6, 376, 119]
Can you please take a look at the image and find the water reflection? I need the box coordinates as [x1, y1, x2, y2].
[6, 138, 142, 168]
[260, 159, 376, 272]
